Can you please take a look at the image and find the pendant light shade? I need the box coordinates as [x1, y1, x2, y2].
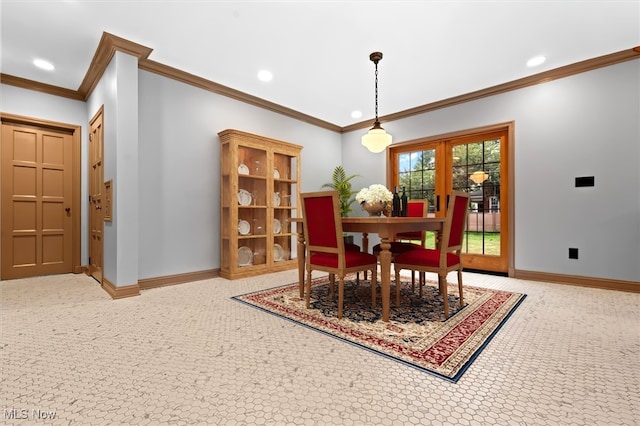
[362, 52, 392, 153]
[362, 121, 393, 153]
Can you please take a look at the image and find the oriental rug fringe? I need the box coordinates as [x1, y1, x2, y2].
[233, 275, 525, 382]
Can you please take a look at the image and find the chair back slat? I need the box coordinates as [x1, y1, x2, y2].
[395, 199, 428, 243]
[406, 200, 427, 218]
[301, 191, 345, 263]
[448, 194, 470, 248]
[440, 191, 470, 252]
[303, 195, 339, 249]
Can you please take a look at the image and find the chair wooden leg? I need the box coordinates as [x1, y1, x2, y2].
[439, 274, 449, 318]
[411, 271, 416, 292]
[371, 268, 377, 308]
[338, 277, 344, 319]
[458, 268, 464, 307]
[419, 271, 424, 298]
[305, 269, 313, 308]
[395, 268, 401, 307]
[371, 269, 377, 309]
[329, 274, 335, 298]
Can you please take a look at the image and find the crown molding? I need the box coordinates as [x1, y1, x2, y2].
[0, 73, 84, 101]
[139, 58, 342, 132]
[343, 46, 640, 133]
[2, 33, 638, 134]
[77, 32, 154, 100]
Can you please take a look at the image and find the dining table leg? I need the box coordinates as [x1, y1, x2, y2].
[378, 236, 392, 322]
[297, 226, 306, 298]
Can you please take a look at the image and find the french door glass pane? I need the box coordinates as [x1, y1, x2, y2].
[453, 139, 501, 256]
[398, 149, 436, 214]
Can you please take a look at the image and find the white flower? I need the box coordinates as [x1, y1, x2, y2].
[355, 184, 393, 204]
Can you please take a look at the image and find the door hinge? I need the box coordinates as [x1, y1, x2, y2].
[89, 194, 92, 202]
[88, 256, 91, 265]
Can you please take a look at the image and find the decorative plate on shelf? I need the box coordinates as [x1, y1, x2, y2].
[273, 192, 281, 207]
[273, 168, 280, 179]
[273, 218, 281, 234]
[238, 220, 251, 235]
[238, 163, 250, 175]
[238, 246, 253, 266]
[273, 244, 284, 262]
[237, 189, 252, 206]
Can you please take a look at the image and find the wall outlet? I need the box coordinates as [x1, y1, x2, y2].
[569, 248, 579, 259]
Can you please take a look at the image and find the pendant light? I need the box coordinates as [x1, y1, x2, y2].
[361, 51, 392, 153]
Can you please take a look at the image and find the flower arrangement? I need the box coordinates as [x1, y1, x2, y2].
[355, 184, 393, 205]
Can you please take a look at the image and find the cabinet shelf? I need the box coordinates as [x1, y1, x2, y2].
[218, 129, 302, 279]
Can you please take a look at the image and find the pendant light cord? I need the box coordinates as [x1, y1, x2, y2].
[374, 61, 379, 123]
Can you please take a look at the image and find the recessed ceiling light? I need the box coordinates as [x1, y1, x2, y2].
[351, 110, 363, 119]
[33, 58, 55, 71]
[257, 70, 273, 82]
[527, 55, 546, 67]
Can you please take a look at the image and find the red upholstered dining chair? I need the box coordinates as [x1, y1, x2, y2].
[301, 191, 378, 319]
[393, 191, 470, 318]
[395, 199, 429, 245]
[372, 199, 428, 291]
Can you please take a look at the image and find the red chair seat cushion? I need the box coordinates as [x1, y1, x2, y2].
[393, 248, 461, 268]
[372, 241, 422, 255]
[310, 251, 377, 268]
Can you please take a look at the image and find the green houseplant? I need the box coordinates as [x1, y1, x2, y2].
[322, 166, 360, 217]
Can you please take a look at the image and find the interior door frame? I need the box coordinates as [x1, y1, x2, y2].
[88, 106, 104, 283]
[387, 121, 515, 276]
[0, 113, 82, 277]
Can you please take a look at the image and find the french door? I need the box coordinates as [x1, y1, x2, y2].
[388, 125, 511, 273]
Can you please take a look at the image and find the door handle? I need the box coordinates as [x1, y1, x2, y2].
[436, 195, 440, 212]
[65, 207, 71, 213]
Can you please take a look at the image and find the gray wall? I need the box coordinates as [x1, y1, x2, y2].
[86, 52, 140, 286]
[2, 58, 638, 284]
[342, 60, 640, 282]
[137, 70, 343, 280]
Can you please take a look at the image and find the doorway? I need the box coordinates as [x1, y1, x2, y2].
[388, 123, 512, 274]
[88, 108, 104, 283]
[1, 114, 81, 279]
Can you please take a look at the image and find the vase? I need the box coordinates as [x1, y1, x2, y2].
[362, 201, 386, 216]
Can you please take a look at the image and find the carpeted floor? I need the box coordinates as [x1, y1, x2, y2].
[233, 275, 526, 382]
[1, 269, 638, 425]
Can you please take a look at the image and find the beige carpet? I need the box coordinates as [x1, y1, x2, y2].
[1, 270, 638, 425]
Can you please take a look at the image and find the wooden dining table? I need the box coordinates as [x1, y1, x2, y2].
[292, 216, 445, 322]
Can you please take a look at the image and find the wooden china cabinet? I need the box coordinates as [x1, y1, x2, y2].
[218, 129, 302, 279]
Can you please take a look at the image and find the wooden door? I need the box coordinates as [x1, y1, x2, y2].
[389, 125, 511, 274]
[1, 123, 73, 279]
[88, 109, 104, 283]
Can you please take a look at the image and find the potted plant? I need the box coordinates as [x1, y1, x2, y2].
[322, 166, 360, 244]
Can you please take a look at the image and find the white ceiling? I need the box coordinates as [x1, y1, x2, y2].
[2, 1, 639, 127]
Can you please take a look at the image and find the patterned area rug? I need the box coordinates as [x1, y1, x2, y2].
[233, 275, 526, 382]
